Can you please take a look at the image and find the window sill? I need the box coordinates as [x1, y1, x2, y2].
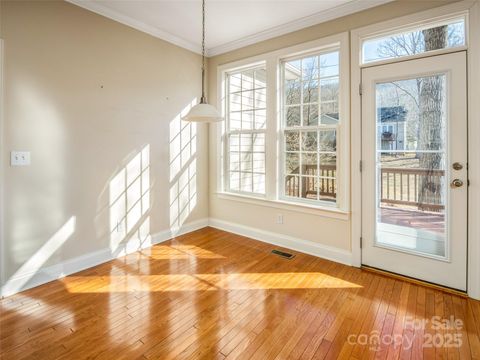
[215, 192, 350, 220]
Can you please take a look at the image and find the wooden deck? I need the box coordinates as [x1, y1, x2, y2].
[380, 207, 445, 234]
[1, 227, 479, 359]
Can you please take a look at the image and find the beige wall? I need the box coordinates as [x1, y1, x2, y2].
[1, 1, 208, 286]
[207, 0, 458, 253]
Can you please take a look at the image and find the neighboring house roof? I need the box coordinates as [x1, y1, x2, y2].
[377, 106, 407, 123]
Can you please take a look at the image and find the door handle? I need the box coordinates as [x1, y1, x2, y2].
[452, 162, 463, 170]
[451, 179, 464, 188]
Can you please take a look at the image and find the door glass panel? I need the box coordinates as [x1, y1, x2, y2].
[375, 74, 447, 258]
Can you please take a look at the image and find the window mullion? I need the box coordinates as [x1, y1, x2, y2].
[317, 129, 320, 200]
[250, 134, 254, 193]
[284, 125, 338, 131]
[225, 74, 231, 192]
[228, 129, 265, 135]
[300, 60, 304, 127]
[299, 132, 303, 198]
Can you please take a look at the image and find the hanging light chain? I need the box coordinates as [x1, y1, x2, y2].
[201, 0, 206, 103]
[182, 0, 223, 121]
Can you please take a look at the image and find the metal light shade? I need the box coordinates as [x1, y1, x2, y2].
[183, 102, 223, 122]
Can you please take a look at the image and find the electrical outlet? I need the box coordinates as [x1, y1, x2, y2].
[276, 214, 284, 224]
[10, 151, 31, 166]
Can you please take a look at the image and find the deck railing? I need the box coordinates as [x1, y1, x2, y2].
[380, 167, 445, 211]
[285, 165, 336, 199]
[285, 165, 445, 211]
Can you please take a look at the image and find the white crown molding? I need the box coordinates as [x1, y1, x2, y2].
[206, 0, 394, 56]
[67, 0, 393, 57]
[66, 0, 202, 54]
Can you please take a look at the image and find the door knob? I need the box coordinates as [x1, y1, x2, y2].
[451, 179, 464, 188]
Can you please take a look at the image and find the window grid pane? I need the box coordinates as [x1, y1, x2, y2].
[282, 50, 339, 204]
[226, 66, 266, 195]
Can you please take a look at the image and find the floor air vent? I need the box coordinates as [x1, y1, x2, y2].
[271, 249, 295, 259]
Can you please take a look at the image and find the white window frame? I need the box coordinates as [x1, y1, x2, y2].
[359, 11, 469, 67]
[350, 0, 480, 300]
[279, 46, 342, 208]
[223, 63, 267, 197]
[216, 32, 350, 215]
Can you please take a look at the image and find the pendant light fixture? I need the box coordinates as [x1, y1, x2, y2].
[183, 0, 223, 122]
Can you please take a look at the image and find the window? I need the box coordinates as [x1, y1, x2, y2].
[362, 18, 465, 64]
[281, 50, 339, 205]
[219, 34, 348, 212]
[225, 66, 267, 195]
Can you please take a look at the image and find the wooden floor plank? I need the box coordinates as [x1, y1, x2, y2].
[0, 227, 479, 360]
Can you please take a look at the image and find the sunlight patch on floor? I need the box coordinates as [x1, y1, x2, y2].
[141, 244, 226, 260]
[62, 272, 361, 293]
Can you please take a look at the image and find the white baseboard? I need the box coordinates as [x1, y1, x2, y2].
[1, 217, 353, 298]
[208, 218, 352, 266]
[0, 218, 208, 298]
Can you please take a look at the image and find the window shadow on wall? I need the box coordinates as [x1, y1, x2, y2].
[169, 100, 198, 235]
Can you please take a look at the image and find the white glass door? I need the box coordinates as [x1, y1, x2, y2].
[361, 52, 467, 291]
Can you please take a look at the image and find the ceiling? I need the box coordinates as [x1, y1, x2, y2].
[68, 0, 393, 56]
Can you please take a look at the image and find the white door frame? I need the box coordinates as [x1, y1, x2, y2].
[350, 0, 480, 299]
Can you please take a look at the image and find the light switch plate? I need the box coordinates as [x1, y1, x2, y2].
[11, 151, 31, 166]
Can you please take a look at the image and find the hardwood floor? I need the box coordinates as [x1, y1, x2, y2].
[1, 227, 479, 359]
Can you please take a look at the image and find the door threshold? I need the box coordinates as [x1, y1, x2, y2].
[361, 265, 468, 298]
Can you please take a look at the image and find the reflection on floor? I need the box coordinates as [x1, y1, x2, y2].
[1, 227, 479, 359]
